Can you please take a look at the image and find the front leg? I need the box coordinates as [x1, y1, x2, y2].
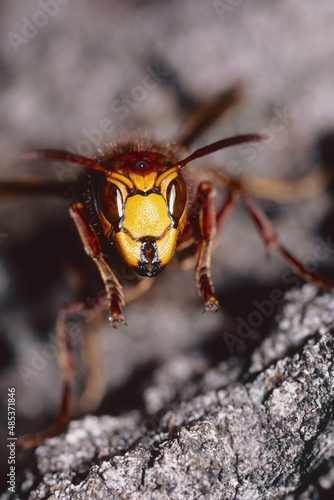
[177, 187, 238, 311]
[194, 182, 219, 311]
[70, 202, 125, 326]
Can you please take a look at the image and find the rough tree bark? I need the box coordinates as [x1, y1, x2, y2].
[3, 284, 334, 499]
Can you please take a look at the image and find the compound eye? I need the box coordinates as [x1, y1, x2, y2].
[166, 175, 187, 219]
[99, 180, 124, 222]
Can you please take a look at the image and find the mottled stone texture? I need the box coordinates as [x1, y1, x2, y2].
[3, 286, 334, 499]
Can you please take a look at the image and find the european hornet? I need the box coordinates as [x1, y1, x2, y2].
[2, 87, 333, 447]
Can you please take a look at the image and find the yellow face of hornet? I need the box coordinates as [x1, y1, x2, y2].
[97, 152, 187, 277]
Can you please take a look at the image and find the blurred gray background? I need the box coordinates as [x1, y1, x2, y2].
[0, 0, 334, 488]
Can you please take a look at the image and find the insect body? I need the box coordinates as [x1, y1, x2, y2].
[22, 134, 266, 327]
[3, 89, 334, 447]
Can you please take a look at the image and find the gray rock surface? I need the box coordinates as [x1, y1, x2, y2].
[3, 285, 334, 499]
